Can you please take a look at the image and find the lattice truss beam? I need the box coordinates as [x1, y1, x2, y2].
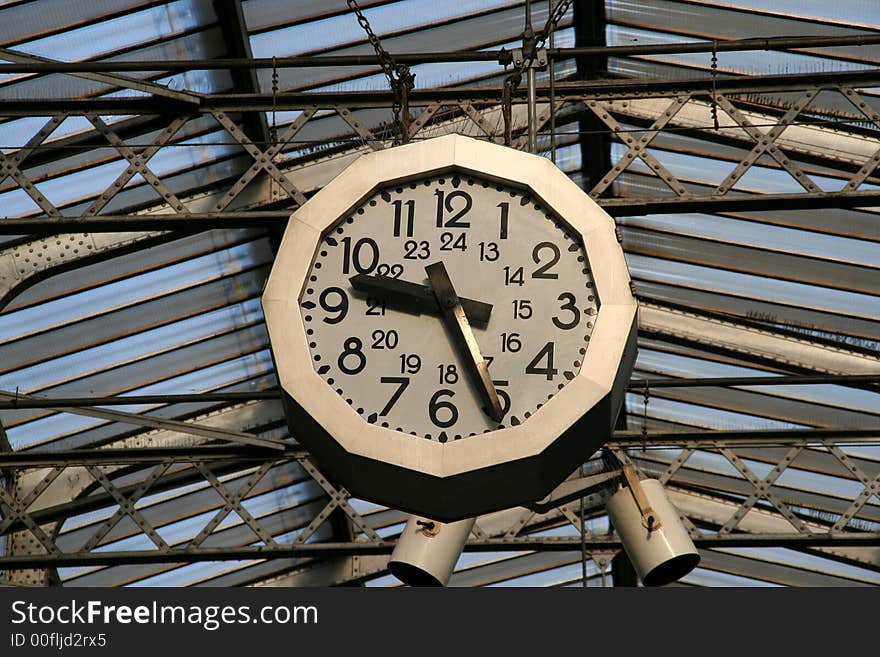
[2, 74, 880, 230]
[2, 424, 880, 585]
[1, 73, 879, 585]
[3, 74, 880, 300]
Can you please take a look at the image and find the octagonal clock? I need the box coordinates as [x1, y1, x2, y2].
[263, 134, 637, 521]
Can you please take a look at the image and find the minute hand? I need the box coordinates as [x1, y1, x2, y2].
[425, 262, 504, 423]
[350, 273, 492, 326]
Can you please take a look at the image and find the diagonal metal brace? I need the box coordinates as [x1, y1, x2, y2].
[525, 468, 621, 514]
[622, 464, 661, 532]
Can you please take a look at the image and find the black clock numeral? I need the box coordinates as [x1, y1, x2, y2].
[399, 353, 422, 374]
[435, 189, 472, 228]
[503, 266, 524, 286]
[392, 199, 415, 237]
[493, 380, 511, 416]
[365, 298, 386, 316]
[403, 239, 431, 260]
[525, 341, 558, 380]
[319, 287, 348, 324]
[429, 389, 459, 428]
[512, 299, 533, 320]
[500, 332, 522, 353]
[479, 241, 499, 261]
[497, 202, 509, 239]
[531, 242, 560, 280]
[552, 292, 581, 330]
[439, 231, 467, 251]
[338, 337, 366, 375]
[379, 376, 410, 416]
[376, 263, 404, 278]
[370, 329, 399, 349]
[341, 236, 380, 275]
[437, 364, 459, 384]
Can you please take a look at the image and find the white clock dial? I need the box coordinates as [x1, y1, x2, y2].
[300, 173, 599, 441]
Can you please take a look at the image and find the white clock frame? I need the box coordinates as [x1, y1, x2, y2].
[263, 134, 638, 521]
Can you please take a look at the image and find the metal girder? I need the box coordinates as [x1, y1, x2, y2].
[251, 554, 391, 587]
[2, 68, 880, 114]
[1, 78, 879, 240]
[2, 532, 880, 570]
[4, 194, 880, 236]
[212, 0, 271, 148]
[0, 103, 532, 305]
[2, 429, 879, 573]
[0, 230, 171, 310]
[638, 302, 880, 376]
[600, 190, 880, 215]
[0, 58, 877, 584]
[0, 390, 284, 450]
[2, 35, 880, 73]
[0, 48, 201, 105]
[0, 372, 876, 411]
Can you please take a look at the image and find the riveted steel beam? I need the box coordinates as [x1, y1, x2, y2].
[0, 34, 879, 73]
[2, 532, 880, 569]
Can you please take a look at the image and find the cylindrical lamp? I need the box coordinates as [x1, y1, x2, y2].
[388, 516, 475, 586]
[607, 478, 700, 586]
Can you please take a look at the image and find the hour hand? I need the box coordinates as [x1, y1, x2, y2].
[350, 274, 492, 325]
[425, 262, 505, 423]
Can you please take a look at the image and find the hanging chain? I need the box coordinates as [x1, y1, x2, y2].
[641, 381, 650, 451]
[535, 0, 573, 55]
[501, 73, 521, 146]
[271, 56, 279, 145]
[503, 0, 572, 146]
[711, 40, 719, 130]
[517, 0, 573, 73]
[346, 0, 414, 144]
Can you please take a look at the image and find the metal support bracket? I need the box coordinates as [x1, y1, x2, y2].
[524, 468, 621, 514]
[621, 464, 661, 532]
[510, 47, 549, 70]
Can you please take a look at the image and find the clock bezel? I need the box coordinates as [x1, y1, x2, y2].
[263, 134, 638, 520]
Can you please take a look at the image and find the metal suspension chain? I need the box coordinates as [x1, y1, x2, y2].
[503, 0, 573, 146]
[535, 0, 573, 55]
[518, 0, 573, 72]
[346, 0, 415, 144]
[501, 73, 521, 146]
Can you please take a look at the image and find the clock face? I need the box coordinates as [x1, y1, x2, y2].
[299, 172, 599, 441]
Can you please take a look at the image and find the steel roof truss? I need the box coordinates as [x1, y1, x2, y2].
[588, 95, 689, 198]
[461, 102, 502, 142]
[298, 459, 381, 543]
[211, 110, 308, 205]
[718, 446, 804, 534]
[0, 467, 64, 555]
[81, 462, 171, 551]
[85, 464, 170, 552]
[188, 461, 276, 548]
[335, 106, 385, 152]
[827, 443, 880, 532]
[840, 86, 880, 193]
[212, 107, 317, 212]
[0, 140, 62, 217]
[713, 91, 820, 196]
[0, 390, 284, 450]
[0, 47, 200, 105]
[84, 112, 192, 216]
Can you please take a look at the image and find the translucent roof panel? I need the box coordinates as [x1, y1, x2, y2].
[0, 0, 878, 590]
